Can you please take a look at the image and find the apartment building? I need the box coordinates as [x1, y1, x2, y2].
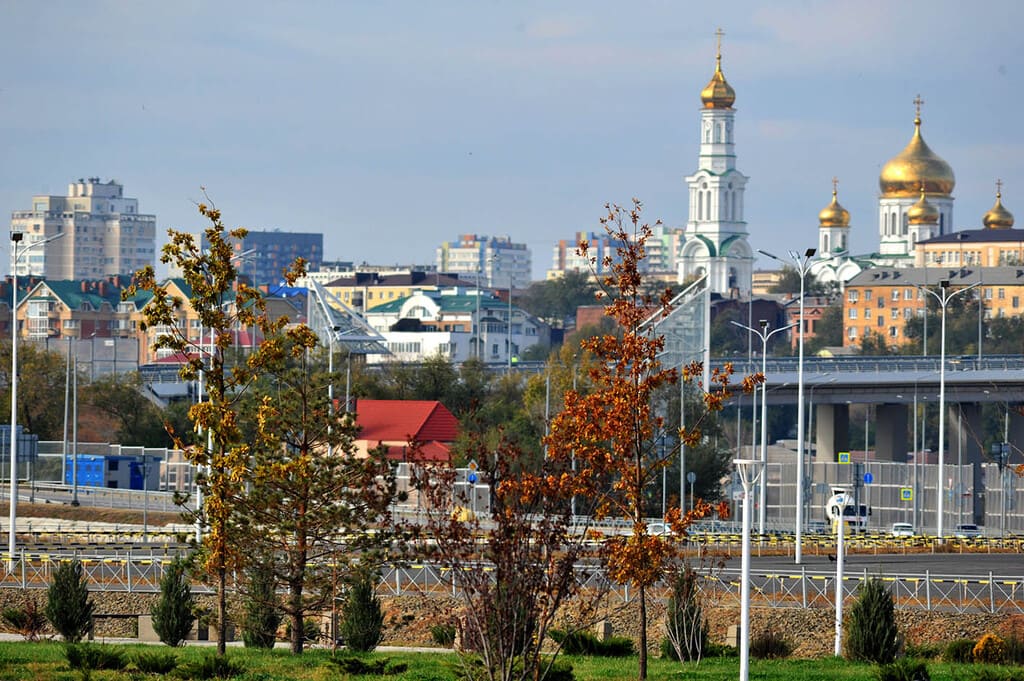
[9, 178, 156, 279]
[436, 234, 531, 289]
[199, 229, 323, 289]
[324, 270, 468, 314]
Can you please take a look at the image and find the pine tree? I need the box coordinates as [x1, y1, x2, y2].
[340, 569, 383, 652]
[45, 560, 93, 642]
[242, 562, 281, 649]
[152, 557, 195, 646]
[844, 578, 899, 663]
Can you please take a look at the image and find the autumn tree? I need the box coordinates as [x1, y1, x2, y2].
[83, 372, 178, 447]
[232, 335, 395, 654]
[0, 343, 70, 440]
[545, 200, 748, 680]
[125, 200, 297, 655]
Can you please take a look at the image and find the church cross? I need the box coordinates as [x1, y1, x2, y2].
[997, 178, 1003, 197]
[913, 94, 924, 120]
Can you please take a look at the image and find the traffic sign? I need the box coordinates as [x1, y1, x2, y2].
[838, 452, 851, 464]
[687, 472, 696, 484]
[900, 487, 913, 501]
[863, 472, 874, 484]
[468, 472, 478, 484]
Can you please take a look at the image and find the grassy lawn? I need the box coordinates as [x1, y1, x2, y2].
[0, 641, 1015, 680]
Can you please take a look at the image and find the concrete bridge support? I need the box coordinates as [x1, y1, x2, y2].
[814, 403, 849, 462]
[951, 402, 984, 524]
[875, 403, 909, 462]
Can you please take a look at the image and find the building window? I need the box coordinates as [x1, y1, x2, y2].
[877, 316, 884, 327]
[889, 326, 898, 338]
[849, 308, 858, 319]
[865, 290, 873, 301]
[848, 326, 857, 339]
[848, 290, 859, 303]
[891, 308, 899, 320]
[891, 289, 900, 301]
[904, 308, 913, 320]
[865, 308, 872, 319]
[998, 288, 1005, 300]
[904, 288, 913, 300]
[1013, 296, 1020, 309]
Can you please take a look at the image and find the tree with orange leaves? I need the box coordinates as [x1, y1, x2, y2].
[545, 199, 754, 680]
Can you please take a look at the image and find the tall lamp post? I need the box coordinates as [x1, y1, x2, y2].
[832, 491, 851, 656]
[8, 230, 65, 561]
[734, 458, 764, 681]
[918, 279, 977, 539]
[731, 319, 795, 533]
[759, 247, 816, 563]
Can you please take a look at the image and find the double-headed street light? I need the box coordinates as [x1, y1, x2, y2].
[734, 458, 764, 681]
[8, 230, 65, 562]
[917, 279, 978, 539]
[759, 247, 817, 563]
[731, 319, 796, 534]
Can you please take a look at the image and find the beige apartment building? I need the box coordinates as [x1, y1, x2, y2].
[9, 178, 156, 279]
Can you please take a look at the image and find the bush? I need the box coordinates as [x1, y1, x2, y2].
[46, 560, 94, 642]
[430, 623, 456, 647]
[844, 578, 899, 664]
[548, 629, 634, 657]
[944, 639, 977, 664]
[152, 557, 195, 647]
[453, 656, 573, 681]
[1004, 631, 1024, 665]
[904, 642, 944, 660]
[133, 650, 178, 674]
[331, 656, 409, 675]
[283, 618, 321, 644]
[176, 654, 244, 680]
[968, 669, 1024, 681]
[874, 657, 931, 681]
[974, 633, 1008, 665]
[64, 643, 128, 672]
[2, 601, 46, 641]
[241, 562, 281, 649]
[749, 628, 793, 660]
[664, 566, 708, 662]
[341, 569, 384, 652]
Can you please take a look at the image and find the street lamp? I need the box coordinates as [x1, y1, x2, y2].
[759, 247, 816, 563]
[731, 319, 796, 533]
[832, 491, 851, 656]
[8, 230, 64, 562]
[734, 458, 764, 681]
[917, 279, 978, 539]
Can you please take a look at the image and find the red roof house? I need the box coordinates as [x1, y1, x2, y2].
[353, 399, 459, 463]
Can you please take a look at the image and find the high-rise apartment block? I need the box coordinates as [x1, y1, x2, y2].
[200, 230, 323, 289]
[436, 234, 531, 289]
[9, 178, 156, 278]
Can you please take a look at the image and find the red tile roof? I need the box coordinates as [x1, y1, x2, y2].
[354, 400, 459, 445]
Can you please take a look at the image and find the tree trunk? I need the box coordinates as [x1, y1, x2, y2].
[638, 584, 647, 680]
[290, 582, 304, 654]
[217, 566, 227, 656]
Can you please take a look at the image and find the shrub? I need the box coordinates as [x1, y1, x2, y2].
[1004, 631, 1024, 665]
[430, 623, 456, 647]
[454, 656, 573, 681]
[844, 578, 899, 664]
[331, 656, 409, 675]
[133, 650, 178, 674]
[241, 562, 281, 649]
[974, 633, 1008, 665]
[904, 642, 944, 660]
[341, 568, 384, 652]
[64, 643, 128, 672]
[46, 560, 94, 642]
[549, 629, 634, 657]
[749, 628, 793, 660]
[151, 556, 195, 647]
[176, 654, 244, 680]
[2, 601, 46, 641]
[664, 565, 708, 662]
[874, 657, 931, 681]
[944, 639, 977, 664]
[968, 669, 1024, 681]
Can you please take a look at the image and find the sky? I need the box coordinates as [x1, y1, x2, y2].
[2, 1, 1023, 282]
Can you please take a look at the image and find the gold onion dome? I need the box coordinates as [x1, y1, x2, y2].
[983, 182, 1014, 229]
[819, 181, 850, 227]
[907, 185, 940, 225]
[879, 97, 955, 198]
[700, 29, 735, 109]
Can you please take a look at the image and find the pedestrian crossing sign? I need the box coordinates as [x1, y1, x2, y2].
[900, 487, 913, 502]
[838, 451, 851, 464]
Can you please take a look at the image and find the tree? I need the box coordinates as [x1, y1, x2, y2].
[83, 373, 174, 446]
[545, 200, 747, 680]
[844, 578, 899, 664]
[664, 565, 708, 663]
[517, 269, 597, 327]
[242, 561, 281, 649]
[768, 266, 825, 295]
[45, 559, 94, 642]
[232, 335, 395, 655]
[152, 556, 196, 646]
[0, 343, 70, 440]
[340, 566, 384, 653]
[125, 200, 296, 655]
[805, 304, 843, 355]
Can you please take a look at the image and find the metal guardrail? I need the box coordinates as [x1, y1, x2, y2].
[2, 549, 1022, 615]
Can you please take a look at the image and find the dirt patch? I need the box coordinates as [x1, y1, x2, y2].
[15, 501, 184, 527]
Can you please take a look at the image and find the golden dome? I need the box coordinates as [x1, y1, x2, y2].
[878, 97, 955, 198]
[700, 29, 735, 109]
[983, 181, 1014, 229]
[819, 179, 850, 227]
[907, 185, 940, 224]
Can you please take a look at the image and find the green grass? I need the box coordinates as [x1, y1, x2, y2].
[0, 641, 1013, 680]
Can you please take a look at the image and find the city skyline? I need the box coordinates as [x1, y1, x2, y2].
[2, 2, 1022, 281]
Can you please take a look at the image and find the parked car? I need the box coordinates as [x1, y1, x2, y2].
[954, 523, 982, 539]
[890, 522, 915, 537]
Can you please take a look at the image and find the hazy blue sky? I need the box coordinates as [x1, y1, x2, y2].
[2, 1, 1022, 281]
